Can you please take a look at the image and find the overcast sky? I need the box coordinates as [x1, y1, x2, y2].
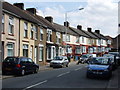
[5, 0, 119, 38]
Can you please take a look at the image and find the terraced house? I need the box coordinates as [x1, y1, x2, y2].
[2, 2, 20, 60]
[1, 1, 112, 64]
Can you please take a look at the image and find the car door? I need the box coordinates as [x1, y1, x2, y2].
[20, 57, 28, 72]
[27, 58, 34, 72]
[64, 57, 69, 65]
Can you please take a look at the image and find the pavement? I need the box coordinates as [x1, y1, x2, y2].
[1, 61, 78, 79]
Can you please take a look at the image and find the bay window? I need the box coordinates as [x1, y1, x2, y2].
[7, 43, 14, 56]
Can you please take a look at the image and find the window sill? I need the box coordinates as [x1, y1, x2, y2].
[2, 32, 5, 34]
[8, 34, 14, 36]
[24, 37, 28, 39]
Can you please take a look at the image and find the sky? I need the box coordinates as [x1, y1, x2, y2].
[4, 0, 119, 38]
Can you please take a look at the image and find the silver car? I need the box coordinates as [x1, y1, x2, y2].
[50, 56, 69, 68]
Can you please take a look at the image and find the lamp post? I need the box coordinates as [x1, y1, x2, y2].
[64, 8, 84, 57]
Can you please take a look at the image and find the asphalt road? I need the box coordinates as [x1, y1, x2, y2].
[2, 64, 119, 89]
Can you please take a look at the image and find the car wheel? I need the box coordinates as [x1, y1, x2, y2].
[34, 68, 39, 73]
[66, 64, 68, 67]
[21, 69, 25, 76]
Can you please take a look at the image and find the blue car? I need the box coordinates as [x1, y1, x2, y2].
[86, 57, 112, 79]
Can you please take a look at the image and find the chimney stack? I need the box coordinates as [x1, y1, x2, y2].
[64, 21, 69, 27]
[87, 27, 92, 32]
[95, 30, 100, 34]
[26, 8, 36, 15]
[45, 16, 53, 23]
[13, 3, 24, 10]
[77, 25, 82, 30]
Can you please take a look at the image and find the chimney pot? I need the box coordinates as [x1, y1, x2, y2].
[77, 25, 82, 30]
[13, 3, 24, 10]
[95, 30, 100, 34]
[87, 27, 92, 32]
[64, 21, 69, 27]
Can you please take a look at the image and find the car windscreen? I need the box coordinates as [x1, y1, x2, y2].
[89, 58, 109, 65]
[53, 56, 63, 60]
[3, 57, 19, 63]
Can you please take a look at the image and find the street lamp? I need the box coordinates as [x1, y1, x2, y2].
[64, 8, 84, 57]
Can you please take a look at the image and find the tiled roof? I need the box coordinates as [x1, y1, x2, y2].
[54, 23, 79, 36]
[81, 30, 98, 39]
[69, 27, 90, 38]
[3, 2, 44, 26]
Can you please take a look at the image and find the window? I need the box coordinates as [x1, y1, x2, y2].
[24, 22, 28, 38]
[39, 47, 43, 61]
[7, 43, 14, 56]
[88, 47, 93, 53]
[47, 29, 52, 42]
[93, 47, 97, 53]
[66, 35, 70, 42]
[76, 37, 79, 43]
[82, 36, 84, 43]
[2, 14, 4, 33]
[101, 39, 103, 44]
[88, 39, 91, 44]
[82, 46, 86, 53]
[98, 39, 101, 45]
[56, 32, 61, 44]
[75, 46, 81, 54]
[30, 24, 34, 39]
[66, 45, 72, 53]
[8, 16, 14, 35]
[35, 26, 38, 40]
[40, 29, 44, 41]
[23, 44, 28, 57]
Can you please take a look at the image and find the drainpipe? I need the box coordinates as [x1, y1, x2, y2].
[18, 19, 21, 56]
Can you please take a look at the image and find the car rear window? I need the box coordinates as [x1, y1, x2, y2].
[3, 57, 19, 63]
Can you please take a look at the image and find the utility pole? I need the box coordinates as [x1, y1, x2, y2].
[0, 0, 3, 89]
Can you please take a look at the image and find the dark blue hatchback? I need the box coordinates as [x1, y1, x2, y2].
[86, 57, 112, 79]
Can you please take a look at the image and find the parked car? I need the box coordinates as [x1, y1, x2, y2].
[86, 57, 113, 79]
[77, 54, 93, 64]
[108, 52, 120, 65]
[2, 56, 39, 76]
[50, 56, 69, 68]
[103, 54, 117, 70]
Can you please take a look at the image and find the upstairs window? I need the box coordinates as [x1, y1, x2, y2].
[2, 14, 4, 33]
[56, 32, 61, 44]
[40, 29, 44, 41]
[66, 35, 70, 42]
[47, 29, 52, 42]
[8, 16, 14, 35]
[30, 24, 34, 39]
[35, 26, 38, 40]
[24, 22, 28, 38]
[76, 37, 79, 43]
[82, 36, 84, 43]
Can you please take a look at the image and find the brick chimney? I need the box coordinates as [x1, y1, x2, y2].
[45, 16, 53, 23]
[87, 27, 92, 32]
[26, 8, 36, 15]
[77, 25, 82, 30]
[95, 30, 100, 34]
[64, 21, 69, 27]
[13, 3, 24, 10]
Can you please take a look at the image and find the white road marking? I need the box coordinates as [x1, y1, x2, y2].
[57, 71, 70, 77]
[23, 80, 47, 90]
[74, 67, 82, 71]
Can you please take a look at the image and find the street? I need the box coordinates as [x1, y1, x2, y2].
[2, 63, 119, 89]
